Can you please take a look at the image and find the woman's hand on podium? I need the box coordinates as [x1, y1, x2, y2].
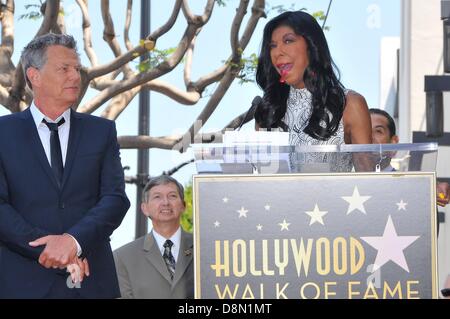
[437, 182, 450, 207]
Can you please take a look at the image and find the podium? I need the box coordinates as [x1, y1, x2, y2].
[192, 142, 439, 299]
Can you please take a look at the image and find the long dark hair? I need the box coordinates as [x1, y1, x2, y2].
[254, 10, 345, 140]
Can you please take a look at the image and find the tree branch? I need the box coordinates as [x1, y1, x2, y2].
[181, 0, 195, 22]
[146, 79, 200, 105]
[123, 0, 133, 51]
[239, 0, 266, 49]
[117, 104, 255, 150]
[100, 0, 133, 77]
[1, 0, 14, 56]
[118, 131, 220, 150]
[183, 33, 195, 87]
[0, 0, 15, 89]
[87, 0, 208, 87]
[118, 134, 181, 150]
[101, 85, 140, 120]
[147, 0, 183, 41]
[54, 3, 65, 34]
[230, 0, 249, 55]
[5, 0, 60, 113]
[163, 158, 194, 176]
[174, 0, 265, 152]
[100, 0, 120, 56]
[174, 65, 238, 152]
[181, 0, 215, 25]
[86, 41, 149, 80]
[80, 2, 214, 114]
[190, 59, 227, 93]
[77, 0, 98, 66]
[35, 0, 60, 37]
[92, 76, 200, 103]
[0, 83, 32, 113]
[189, 0, 265, 93]
[92, 1, 264, 139]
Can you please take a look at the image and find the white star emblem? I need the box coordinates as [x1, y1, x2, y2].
[360, 215, 420, 272]
[237, 207, 248, 218]
[256, 224, 263, 231]
[305, 204, 328, 225]
[213, 221, 220, 228]
[278, 219, 290, 231]
[222, 197, 229, 203]
[264, 204, 271, 211]
[342, 186, 371, 215]
[396, 199, 407, 211]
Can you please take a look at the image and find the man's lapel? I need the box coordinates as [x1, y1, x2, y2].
[172, 230, 193, 287]
[61, 110, 83, 189]
[143, 232, 173, 283]
[21, 108, 59, 190]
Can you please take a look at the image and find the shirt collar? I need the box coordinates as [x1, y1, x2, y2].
[30, 102, 71, 128]
[152, 226, 181, 250]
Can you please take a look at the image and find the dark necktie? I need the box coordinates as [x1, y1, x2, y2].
[42, 118, 65, 186]
[163, 239, 176, 280]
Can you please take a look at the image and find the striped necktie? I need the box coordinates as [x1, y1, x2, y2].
[163, 239, 176, 280]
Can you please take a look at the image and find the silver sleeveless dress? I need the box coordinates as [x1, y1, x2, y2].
[283, 86, 353, 172]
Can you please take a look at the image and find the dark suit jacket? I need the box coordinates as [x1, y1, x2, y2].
[0, 108, 130, 298]
[113, 230, 194, 299]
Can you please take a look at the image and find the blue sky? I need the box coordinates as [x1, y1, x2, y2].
[2, 0, 400, 248]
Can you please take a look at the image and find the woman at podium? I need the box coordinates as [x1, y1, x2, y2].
[254, 11, 372, 172]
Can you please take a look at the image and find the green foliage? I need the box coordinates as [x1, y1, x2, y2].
[215, 0, 227, 7]
[311, 10, 330, 31]
[180, 182, 193, 233]
[19, 3, 43, 21]
[266, 3, 330, 30]
[228, 53, 259, 84]
[19, 1, 65, 21]
[268, 4, 299, 14]
[136, 46, 177, 73]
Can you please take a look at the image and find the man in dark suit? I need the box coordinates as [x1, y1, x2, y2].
[0, 33, 130, 298]
[114, 175, 194, 299]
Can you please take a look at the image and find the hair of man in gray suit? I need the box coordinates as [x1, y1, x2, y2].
[141, 175, 186, 238]
[142, 175, 185, 202]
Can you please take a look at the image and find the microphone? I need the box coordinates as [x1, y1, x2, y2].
[237, 96, 262, 131]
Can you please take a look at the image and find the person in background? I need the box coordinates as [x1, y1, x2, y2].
[114, 175, 194, 299]
[371, 108, 450, 299]
[369, 108, 449, 206]
[370, 107, 399, 172]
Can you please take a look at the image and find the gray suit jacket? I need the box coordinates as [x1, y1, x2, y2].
[113, 230, 194, 299]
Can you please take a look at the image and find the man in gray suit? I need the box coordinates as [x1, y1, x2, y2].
[113, 175, 194, 298]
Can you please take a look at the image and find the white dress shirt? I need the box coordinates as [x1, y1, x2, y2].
[30, 103, 82, 256]
[153, 227, 181, 262]
[30, 102, 71, 166]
